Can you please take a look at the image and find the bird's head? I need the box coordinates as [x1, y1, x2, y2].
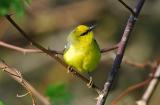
[68, 25, 95, 45]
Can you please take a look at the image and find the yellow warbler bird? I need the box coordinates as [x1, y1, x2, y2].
[63, 25, 101, 76]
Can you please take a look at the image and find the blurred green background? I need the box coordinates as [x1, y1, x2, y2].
[0, 0, 160, 105]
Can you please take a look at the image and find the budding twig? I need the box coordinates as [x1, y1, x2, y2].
[0, 59, 51, 105]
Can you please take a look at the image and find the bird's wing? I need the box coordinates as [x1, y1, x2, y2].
[93, 39, 100, 50]
[63, 41, 71, 53]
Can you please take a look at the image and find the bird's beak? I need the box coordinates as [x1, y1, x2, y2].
[88, 24, 96, 32]
[80, 25, 96, 36]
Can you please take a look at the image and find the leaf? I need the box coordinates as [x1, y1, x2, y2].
[0, 100, 4, 105]
[0, 0, 30, 16]
[11, 0, 24, 16]
[24, 0, 30, 5]
[0, 0, 10, 15]
[46, 83, 73, 105]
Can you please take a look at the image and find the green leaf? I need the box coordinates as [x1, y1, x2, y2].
[0, 100, 4, 105]
[46, 83, 72, 105]
[24, 0, 30, 5]
[0, 0, 10, 15]
[0, 0, 30, 16]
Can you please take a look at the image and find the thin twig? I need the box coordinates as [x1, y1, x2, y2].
[0, 59, 51, 105]
[96, 0, 146, 105]
[0, 41, 41, 53]
[0, 59, 36, 105]
[123, 59, 152, 69]
[17, 92, 30, 98]
[0, 36, 118, 54]
[100, 44, 119, 53]
[111, 61, 156, 105]
[0, 40, 63, 55]
[111, 78, 151, 105]
[5, 14, 101, 92]
[111, 61, 158, 105]
[136, 64, 160, 105]
[118, 0, 136, 16]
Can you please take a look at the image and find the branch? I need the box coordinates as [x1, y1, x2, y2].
[111, 60, 158, 105]
[100, 44, 118, 53]
[118, 0, 136, 16]
[123, 59, 153, 69]
[4, 15, 100, 93]
[0, 41, 41, 53]
[0, 39, 117, 55]
[111, 78, 151, 105]
[0, 40, 63, 55]
[136, 64, 160, 105]
[0, 59, 51, 105]
[96, 0, 146, 105]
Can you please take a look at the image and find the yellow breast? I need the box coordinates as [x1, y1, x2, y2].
[63, 43, 101, 73]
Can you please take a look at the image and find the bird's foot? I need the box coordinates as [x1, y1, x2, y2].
[67, 66, 73, 73]
[87, 76, 93, 88]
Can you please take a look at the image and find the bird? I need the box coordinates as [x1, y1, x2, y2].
[63, 25, 101, 87]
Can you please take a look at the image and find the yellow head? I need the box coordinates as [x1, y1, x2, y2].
[68, 25, 95, 45]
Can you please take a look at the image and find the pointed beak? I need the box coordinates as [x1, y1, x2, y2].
[88, 24, 96, 32]
[80, 25, 96, 36]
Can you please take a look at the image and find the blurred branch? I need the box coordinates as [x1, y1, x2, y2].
[136, 63, 160, 105]
[28, 0, 135, 33]
[123, 59, 154, 69]
[0, 40, 63, 54]
[111, 78, 151, 105]
[111, 61, 158, 105]
[96, 0, 146, 105]
[5, 14, 101, 93]
[0, 59, 51, 105]
[100, 44, 119, 53]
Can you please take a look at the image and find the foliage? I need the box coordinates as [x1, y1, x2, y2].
[0, 0, 29, 16]
[46, 83, 72, 105]
[0, 101, 4, 105]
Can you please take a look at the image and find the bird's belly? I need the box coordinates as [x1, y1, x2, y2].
[63, 46, 101, 72]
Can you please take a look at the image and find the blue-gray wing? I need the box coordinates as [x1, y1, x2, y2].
[63, 41, 71, 53]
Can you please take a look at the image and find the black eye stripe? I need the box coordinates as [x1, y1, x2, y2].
[80, 29, 90, 36]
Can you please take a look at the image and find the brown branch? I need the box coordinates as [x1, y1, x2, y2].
[136, 64, 160, 105]
[123, 59, 154, 69]
[0, 39, 118, 55]
[0, 59, 51, 105]
[100, 44, 119, 53]
[111, 60, 159, 105]
[0, 41, 41, 53]
[111, 78, 151, 105]
[4, 14, 101, 93]
[0, 40, 63, 55]
[118, 0, 136, 16]
[96, 0, 146, 105]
